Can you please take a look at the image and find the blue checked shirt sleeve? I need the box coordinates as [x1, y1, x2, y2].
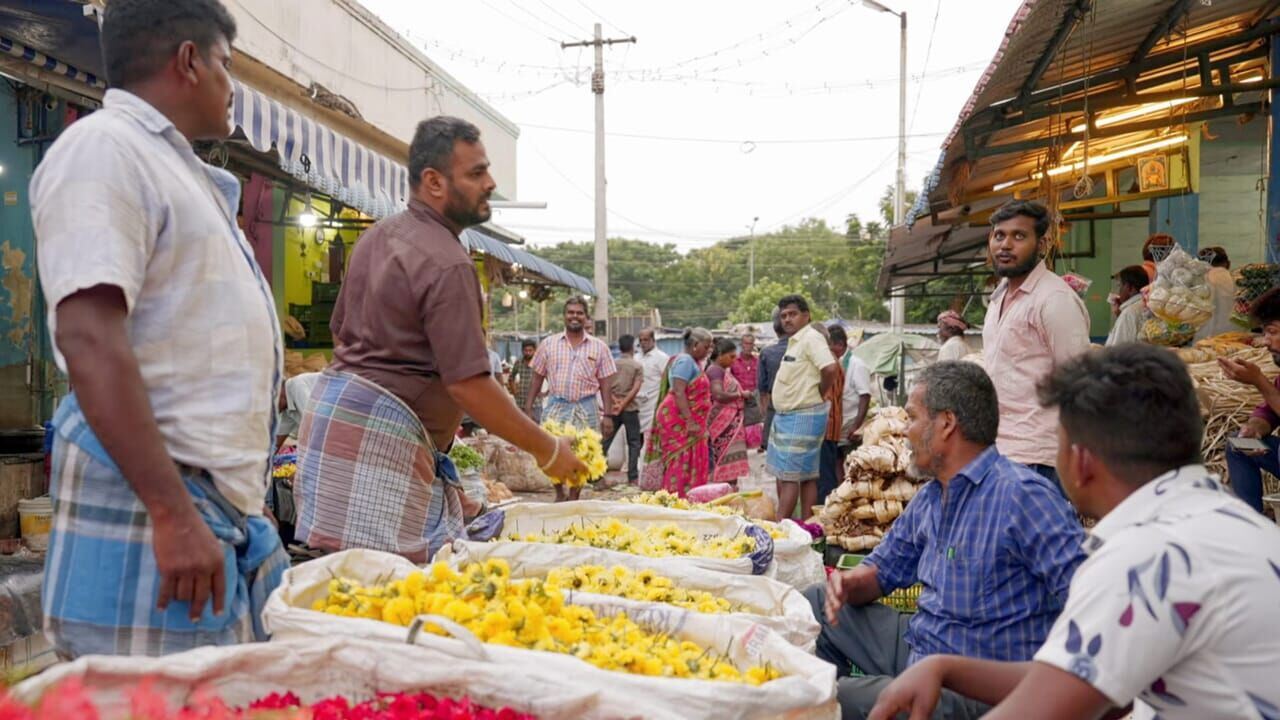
[866, 491, 928, 594]
[1010, 478, 1087, 605]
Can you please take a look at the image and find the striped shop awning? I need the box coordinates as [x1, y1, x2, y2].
[232, 80, 408, 219]
[0, 35, 105, 90]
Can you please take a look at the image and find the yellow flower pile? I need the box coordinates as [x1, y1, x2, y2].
[541, 419, 608, 487]
[312, 559, 780, 685]
[543, 564, 746, 614]
[272, 462, 296, 480]
[509, 517, 757, 560]
[626, 491, 788, 540]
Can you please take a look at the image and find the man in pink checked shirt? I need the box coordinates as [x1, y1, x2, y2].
[525, 296, 617, 501]
[981, 200, 1090, 492]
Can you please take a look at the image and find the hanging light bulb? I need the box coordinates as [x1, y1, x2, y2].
[298, 191, 318, 228]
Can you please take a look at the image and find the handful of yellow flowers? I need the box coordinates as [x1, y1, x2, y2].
[543, 564, 746, 614]
[312, 559, 781, 685]
[509, 517, 757, 560]
[540, 419, 608, 487]
[626, 491, 788, 540]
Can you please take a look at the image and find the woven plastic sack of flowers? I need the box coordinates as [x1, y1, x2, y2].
[9, 636, 598, 718]
[438, 538, 819, 650]
[467, 500, 775, 577]
[262, 549, 838, 720]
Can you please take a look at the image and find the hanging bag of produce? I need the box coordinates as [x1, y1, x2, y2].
[1143, 246, 1215, 344]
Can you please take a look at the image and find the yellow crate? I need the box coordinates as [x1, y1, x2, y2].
[881, 584, 922, 614]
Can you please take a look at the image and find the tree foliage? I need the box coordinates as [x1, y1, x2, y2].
[486, 185, 982, 334]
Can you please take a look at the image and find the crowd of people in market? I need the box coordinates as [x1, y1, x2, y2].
[16, 1, 1280, 719]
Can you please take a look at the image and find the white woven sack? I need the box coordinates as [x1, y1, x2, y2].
[439, 539, 819, 649]
[482, 500, 776, 576]
[11, 637, 597, 718]
[262, 549, 837, 720]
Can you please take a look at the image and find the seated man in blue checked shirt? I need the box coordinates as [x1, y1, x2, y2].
[869, 345, 1280, 720]
[805, 361, 1085, 720]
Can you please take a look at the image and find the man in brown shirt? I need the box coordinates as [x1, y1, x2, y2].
[603, 334, 644, 483]
[306, 117, 584, 551]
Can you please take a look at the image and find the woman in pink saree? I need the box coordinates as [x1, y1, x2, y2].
[706, 338, 751, 487]
[641, 328, 713, 497]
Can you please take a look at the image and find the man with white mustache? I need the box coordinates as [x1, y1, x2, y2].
[804, 361, 1085, 719]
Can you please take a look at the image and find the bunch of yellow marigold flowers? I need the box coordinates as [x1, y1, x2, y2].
[540, 419, 608, 487]
[543, 564, 744, 614]
[508, 517, 756, 559]
[625, 491, 788, 539]
[312, 559, 780, 685]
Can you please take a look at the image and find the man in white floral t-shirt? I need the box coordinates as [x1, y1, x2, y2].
[868, 344, 1280, 720]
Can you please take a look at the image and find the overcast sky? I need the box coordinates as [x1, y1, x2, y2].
[360, 0, 1022, 250]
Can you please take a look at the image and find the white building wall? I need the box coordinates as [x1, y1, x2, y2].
[224, 0, 519, 197]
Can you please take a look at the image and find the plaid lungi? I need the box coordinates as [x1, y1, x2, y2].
[43, 395, 288, 659]
[295, 369, 464, 562]
[542, 395, 599, 431]
[766, 402, 830, 482]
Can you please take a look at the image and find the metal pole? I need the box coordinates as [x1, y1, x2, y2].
[592, 23, 609, 338]
[748, 216, 759, 287]
[889, 10, 908, 332]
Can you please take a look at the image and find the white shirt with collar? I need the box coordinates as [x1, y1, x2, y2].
[637, 347, 670, 422]
[1104, 293, 1146, 347]
[33, 89, 282, 516]
[839, 350, 872, 438]
[1034, 465, 1280, 719]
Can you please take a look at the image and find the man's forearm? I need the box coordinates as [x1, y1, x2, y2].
[936, 657, 1032, 707]
[452, 375, 555, 462]
[524, 374, 545, 413]
[760, 392, 771, 415]
[850, 396, 870, 433]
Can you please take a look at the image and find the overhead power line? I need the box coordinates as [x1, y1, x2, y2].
[519, 122, 947, 145]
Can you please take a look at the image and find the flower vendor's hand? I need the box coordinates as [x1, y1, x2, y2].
[824, 569, 856, 625]
[601, 416, 615, 438]
[545, 436, 588, 480]
[1219, 356, 1267, 389]
[153, 512, 226, 622]
[867, 656, 946, 720]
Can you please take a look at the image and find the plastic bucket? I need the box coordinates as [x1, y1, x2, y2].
[18, 496, 52, 552]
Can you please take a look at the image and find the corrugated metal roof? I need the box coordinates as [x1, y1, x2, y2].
[887, 0, 1279, 291]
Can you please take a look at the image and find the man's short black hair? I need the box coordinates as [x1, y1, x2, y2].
[990, 199, 1050, 239]
[828, 325, 848, 345]
[1038, 344, 1202, 483]
[618, 334, 635, 353]
[102, 0, 237, 88]
[521, 338, 538, 350]
[777, 294, 810, 314]
[1116, 265, 1149, 292]
[1251, 288, 1280, 326]
[409, 116, 482, 188]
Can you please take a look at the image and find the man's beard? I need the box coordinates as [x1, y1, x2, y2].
[992, 252, 1039, 279]
[443, 187, 491, 229]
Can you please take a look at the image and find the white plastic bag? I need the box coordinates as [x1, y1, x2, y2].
[479, 500, 776, 576]
[11, 637, 598, 718]
[438, 539, 819, 649]
[262, 550, 838, 720]
[771, 519, 827, 590]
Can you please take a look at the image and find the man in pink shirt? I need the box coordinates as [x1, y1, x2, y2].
[982, 200, 1090, 490]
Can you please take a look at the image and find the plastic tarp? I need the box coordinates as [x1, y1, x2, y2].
[852, 333, 940, 376]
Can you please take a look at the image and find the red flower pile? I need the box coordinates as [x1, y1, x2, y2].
[0, 679, 537, 720]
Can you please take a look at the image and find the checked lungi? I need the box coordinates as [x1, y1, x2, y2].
[542, 395, 600, 431]
[766, 402, 830, 483]
[43, 395, 288, 659]
[295, 369, 464, 562]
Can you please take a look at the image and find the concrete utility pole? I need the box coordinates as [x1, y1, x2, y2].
[862, 0, 908, 331]
[563, 24, 636, 339]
